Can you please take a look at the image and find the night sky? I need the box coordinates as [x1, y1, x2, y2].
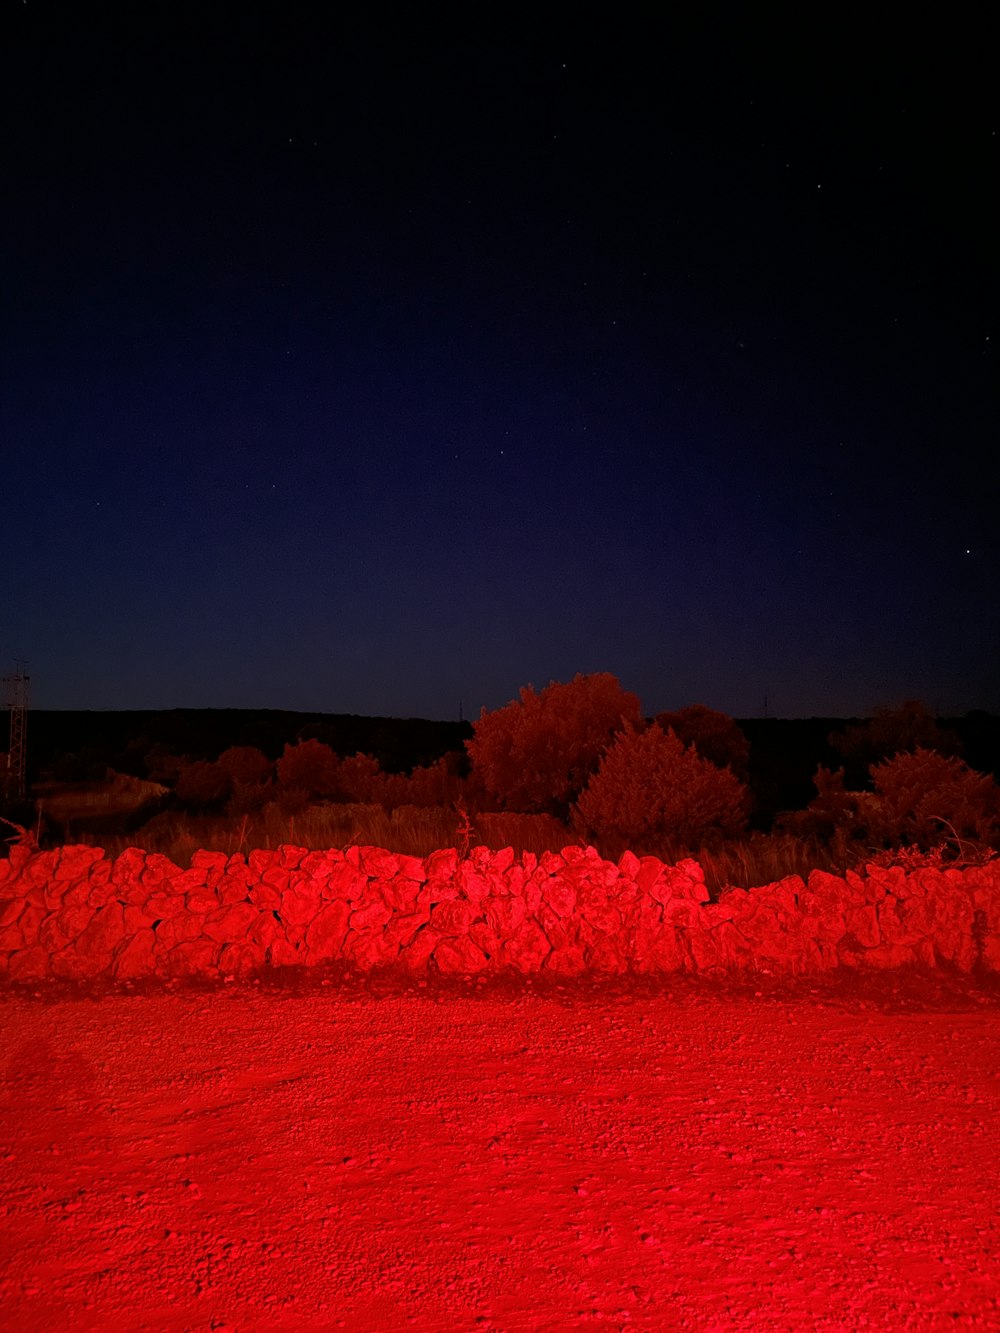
[4, 7, 996, 720]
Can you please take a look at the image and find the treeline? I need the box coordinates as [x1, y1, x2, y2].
[22, 677, 1000, 862]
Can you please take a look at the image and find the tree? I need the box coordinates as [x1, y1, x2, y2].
[571, 723, 749, 847]
[655, 704, 750, 779]
[217, 745, 272, 786]
[334, 753, 385, 804]
[276, 739, 340, 800]
[466, 673, 643, 815]
[862, 748, 1000, 851]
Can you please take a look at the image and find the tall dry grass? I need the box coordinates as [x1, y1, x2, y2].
[70, 801, 863, 898]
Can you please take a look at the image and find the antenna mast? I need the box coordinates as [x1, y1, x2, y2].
[3, 661, 30, 800]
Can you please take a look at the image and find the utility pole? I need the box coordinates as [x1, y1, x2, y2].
[3, 661, 30, 801]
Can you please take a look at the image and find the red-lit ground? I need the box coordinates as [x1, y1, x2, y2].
[2, 972, 999, 1332]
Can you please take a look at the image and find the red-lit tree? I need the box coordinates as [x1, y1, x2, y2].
[655, 703, 750, 779]
[863, 748, 1000, 851]
[217, 745, 273, 786]
[276, 739, 340, 800]
[571, 723, 749, 848]
[466, 672, 643, 815]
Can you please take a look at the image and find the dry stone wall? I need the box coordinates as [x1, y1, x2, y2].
[1, 843, 998, 985]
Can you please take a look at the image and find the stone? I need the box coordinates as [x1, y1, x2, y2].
[217, 940, 266, 976]
[350, 899, 393, 934]
[111, 929, 157, 979]
[203, 901, 260, 943]
[7, 945, 51, 981]
[402, 925, 444, 972]
[162, 939, 222, 977]
[153, 913, 207, 952]
[382, 911, 430, 953]
[429, 899, 476, 937]
[543, 876, 577, 917]
[844, 905, 880, 949]
[433, 936, 489, 975]
[545, 944, 587, 976]
[499, 918, 551, 973]
[378, 876, 421, 914]
[304, 900, 352, 963]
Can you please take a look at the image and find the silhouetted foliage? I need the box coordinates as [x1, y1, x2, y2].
[571, 723, 749, 847]
[655, 704, 750, 779]
[276, 739, 340, 799]
[863, 748, 1000, 851]
[175, 760, 231, 809]
[217, 745, 273, 786]
[777, 766, 864, 843]
[466, 673, 643, 816]
[829, 701, 962, 782]
[333, 753, 385, 804]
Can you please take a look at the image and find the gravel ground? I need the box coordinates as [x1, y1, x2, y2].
[2, 970, 999, 1332]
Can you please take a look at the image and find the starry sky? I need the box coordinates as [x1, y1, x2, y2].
[4, 6, 996, 720]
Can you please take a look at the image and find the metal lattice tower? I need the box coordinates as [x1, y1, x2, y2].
[3, 662, 29, 800]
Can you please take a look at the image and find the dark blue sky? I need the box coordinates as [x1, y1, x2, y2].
[4, 6, 996, 719]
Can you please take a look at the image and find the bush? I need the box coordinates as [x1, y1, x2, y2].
[276, 739, 340, 799]
[217, 745, 273, 786]
[571, 723, 749, 848]
[334, 753, 385, 804]
[466, 672, 643, 815]
[655, 704, 750, 779]
[863, 748, 1000, 851]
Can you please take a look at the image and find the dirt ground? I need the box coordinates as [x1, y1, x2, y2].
[2, 969, 999, 1332]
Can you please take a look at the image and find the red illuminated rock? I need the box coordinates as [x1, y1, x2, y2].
[500, 918, 551, 973]
[844, 905, 881, 949]
[429, 899, 476, 937]
[217, 939, 266, 976]
[6, 944, 51, 981]
[343, 928, 399, 970]
[111, 928, 157, 979]
[403, 925, 444, 972]
[382, 911, 430, 953]
[432, 936, 489, 974]
[280, 885, 322, 928]
[545, 943, 587, 975]
[268, 935, 300, 968]
[203, 901, 260, 943]
[484, 894, 527, 938]
[153, 912, 207, 952]
[162, 939, 222, 977]
[144, 889, 188, 921]
[249, 881, 283, 911]
[378, 876, 421, 913]
[350, 899, 393, 934]
[186, 887, 221, 915]
[319, 859, 369, 901]
[544, 875, 577, 917]
[303, 900, 351, 963]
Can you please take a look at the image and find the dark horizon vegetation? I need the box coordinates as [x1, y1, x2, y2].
[4, 691, 999, 897]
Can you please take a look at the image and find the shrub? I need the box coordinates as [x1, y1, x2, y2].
[862, 748, 1000, 851]
[334, 753, 386, 804]
[217, 745, 273, 786]
[655, 704, 750, 779]
[571, 723, 749, 848]
[276, 739, 340, 799]
[466, 672, 643, 815]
